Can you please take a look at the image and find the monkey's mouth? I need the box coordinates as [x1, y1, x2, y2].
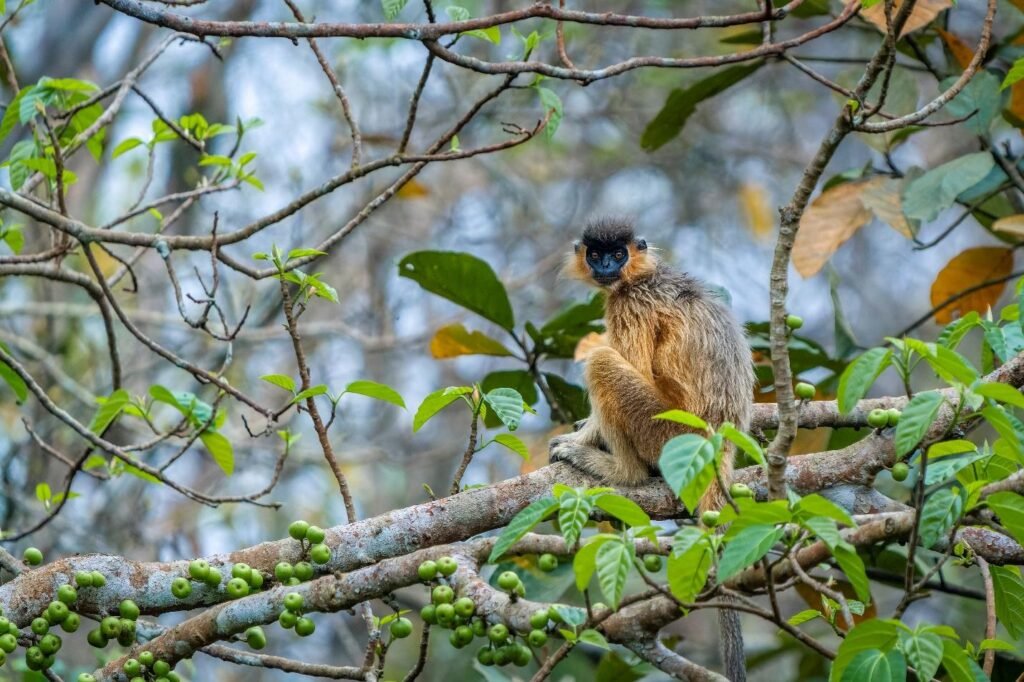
[593, 275, 619, 286]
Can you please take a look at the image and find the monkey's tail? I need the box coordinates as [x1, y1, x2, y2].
[718, 603, 746, 681]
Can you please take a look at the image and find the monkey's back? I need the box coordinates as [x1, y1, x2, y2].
[604, 264, 754, 429]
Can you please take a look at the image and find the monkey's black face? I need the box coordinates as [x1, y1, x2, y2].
[577, 237, 646, 286]
[587, 243, 628, 285]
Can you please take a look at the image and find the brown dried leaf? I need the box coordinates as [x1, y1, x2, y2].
[738, 182, 774, 239]
[930, 247, 1015, 323]
[859, 176, 914, 239]
[429, 323, 513, 359]
[861, 0, 953, 36]
[936, 28, 974, 70]
[396, 179, 430, 199]
[793, 181, 874, 278]
[574, 331, 607, 362]
[993, 215, 1024, 238]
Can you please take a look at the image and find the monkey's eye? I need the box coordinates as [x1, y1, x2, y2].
[614, 250, 625, 260]
[589, 252, 599, 261]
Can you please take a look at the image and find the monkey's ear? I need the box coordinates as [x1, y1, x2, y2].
[636, 239, 647, 251]
[573, 240, 581, 253]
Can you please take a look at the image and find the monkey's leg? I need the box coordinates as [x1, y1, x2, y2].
[549, 347, 673, 486]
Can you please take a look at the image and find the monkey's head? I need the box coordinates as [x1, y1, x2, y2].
[568, 218, 657, 289]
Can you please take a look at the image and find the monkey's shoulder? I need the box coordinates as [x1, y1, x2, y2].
[623, 265, 723, 311]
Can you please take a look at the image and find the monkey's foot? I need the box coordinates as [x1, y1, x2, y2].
[548, 439, 615, 480]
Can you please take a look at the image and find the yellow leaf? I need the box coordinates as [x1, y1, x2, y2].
[1007, 82, 1024, 128]
[429, 323, 513, 359]
[1010, 0, 1024, 11]
[936, 29, 974, 71]
[574, 332, 607, 362]
[993, 215, 1024, 238]
[397, 179, 430, 199]
[738, 182, 774, 239]
[930, 247, 1015, 323]
[793, 181, 874, 278]
[861, 0, 953, 36]
[859, 176, 914, 239]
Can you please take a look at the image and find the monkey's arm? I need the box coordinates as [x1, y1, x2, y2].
[550, 346, 682, 485]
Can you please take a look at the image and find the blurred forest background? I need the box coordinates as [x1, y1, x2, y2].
[0, 0, 1016, 679]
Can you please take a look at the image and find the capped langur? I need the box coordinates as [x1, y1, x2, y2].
[548, 217, 754, 681]
[549, 217, 754, 511]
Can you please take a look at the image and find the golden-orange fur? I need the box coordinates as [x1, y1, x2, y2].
[551, 221, 753, 514]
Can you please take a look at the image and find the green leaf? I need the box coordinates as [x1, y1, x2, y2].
[942, 71, 1001, 137]
[111, 137, 143, 159]
[658, 434, 716, 512]
[902, 152, 996, 223]
[413, 386, 472, 432]
[924, 442, 986, 486]
[717, 524, 784, 583]
[940, 639, 987, 682]
[198, 154, 232, 167]
[840, 649, 905, 682]
[671, 526, 707, 558]
[641, 61, 764, 151]
[1, 225, 23, 254]
[918, 487, 963, 549]
[573, 535, 615, 590]
[666, 542, 712, 604]
[487, 496, 557, 562]
[558, 489, 594, 548]
[552, 605, 587, 628]
[398, 251, 514, 330]
[481, 370, 538, 429]
[199, 430, 234, 476]
[261, 374, 296, 393]
[894, 391, 944, 457]
[788, 609, 822, 626]
[0, 342, 28, 403]
[899, 630, 943, 682]
[718, 499, 792, 539]
[653, 409, 708, 431]
[990, 566, 1024, 639]
[537, 87, 563, 139]
[35, 482, 51, 502]
[543, 373, 590, 423]
[937, 312, 981, 350]
[381, 0, 409, 20]
[493, 433, 529, 460]
[837, 347, 891, 414]
[719, 423, 765, 467]
[0, 86, 26, 142]
[463, 26, 501, 44]
[1004, 57, 1024, 90]
[830, 619, 900, 681]
[343, 380, 405, 408]
[803, 516, 842, 549]
[121, 463, 162, 485]
[987, 491, 1024, 547]
[975, 382, 1024, 409]
[834, 542, 871, 602]
[483, 388, 525, 431]
[88, 389, 130, 434]
[291, 384, 328, 405]
[795, 493, 856, 527]
[595, 539, 634, 608]
[578, 629, 610, 650]
[430, 324, 514, 359]
[981, 406, 1023, 456]
[593, 493, 650, 527]
[287, 248, 326, 260]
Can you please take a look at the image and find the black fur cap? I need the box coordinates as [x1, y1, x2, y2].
[578, 217, 646, 251]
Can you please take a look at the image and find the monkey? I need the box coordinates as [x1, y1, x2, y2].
[548, 217, 754, 681]
[549, 217, 754, 512]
